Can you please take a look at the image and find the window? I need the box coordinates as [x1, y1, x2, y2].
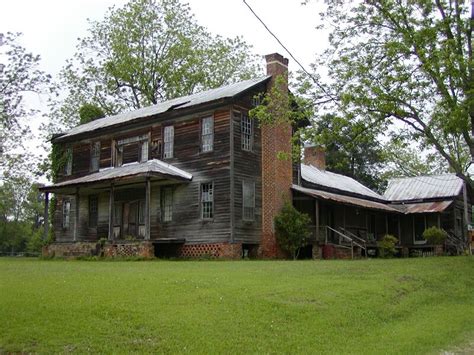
[251, 94, 262, 107]
[62, 199, 71, 229]
[201, 182, 214, 219]
[164, 126, 174, 159]
[140, 140, 149, 162]
[65, 148, 72, 176]
[90, 142, 100, 172]
[242, 180, 255, 221]
[414, 215, 426, 244]
[113, 202, 122, 226]
[241, 113, 253, 151]
[88, 195, 98, 228]
[201, 116, 214, 152]
[161, 187, 173, 222]
[139, 200, 145, 225]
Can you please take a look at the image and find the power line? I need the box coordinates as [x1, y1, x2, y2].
[242, 0, 338, 105]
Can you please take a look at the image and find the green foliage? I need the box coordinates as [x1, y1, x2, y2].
[422, 227, 448, 245]
[274, 202, 312, 259]
[48, 0, 261, 131]
[79, 103, 105, 125]
[378, 234, 398, 258]
[302, 0, 474, 188]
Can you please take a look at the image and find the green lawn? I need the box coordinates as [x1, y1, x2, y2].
[0, 257, 473, 354]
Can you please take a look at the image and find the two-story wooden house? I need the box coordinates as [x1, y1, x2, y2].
[41, 53, 294, 258]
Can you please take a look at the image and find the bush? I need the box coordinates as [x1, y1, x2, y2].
[422, 226, 447, 245]
[378, 234, 398, 258]
[274, 202, 311, 259]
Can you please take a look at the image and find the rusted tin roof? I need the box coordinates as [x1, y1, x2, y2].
[55, 76, 271, 142]
[395, 201, 453, 214]
[41, 159, 192, 191]
[384, 174, 463, 201]
[292, 185, 400, 213]
[301, 164, 385, 201]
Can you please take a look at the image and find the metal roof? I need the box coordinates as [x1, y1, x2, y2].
[41, 159, 192, 191]
[301, 164, 385, 201]
[292, 185, 400, 213]
[383, 174, 463, 201]
[395, 201, 453, 214]
[55, 76, 271, 141]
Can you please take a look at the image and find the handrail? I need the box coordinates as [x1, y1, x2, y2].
[339, 227, 367, 250]
[327, 226, 365, 250]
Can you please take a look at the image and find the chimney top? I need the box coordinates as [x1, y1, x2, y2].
[265, 53, 289, 67]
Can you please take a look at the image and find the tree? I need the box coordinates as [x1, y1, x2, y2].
[79, 103, 105, 125]
[303, 0, 474, 189]
[0, 32, 51, 175]
[274, 202, 312, 259]
[49, 0, 262, 132]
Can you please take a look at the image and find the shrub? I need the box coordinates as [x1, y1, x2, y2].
[378, 234, 398, 258]
[274, 202, 311, 259]
[422, 226, 447, 245]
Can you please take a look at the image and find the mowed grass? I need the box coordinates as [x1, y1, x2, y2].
[0, 257, 473, 354]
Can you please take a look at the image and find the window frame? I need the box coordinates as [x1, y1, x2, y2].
[241, 112, 253, 152]
[163, 125, 174, 159]
[88, 195, 98, 228]
[90, 141, 101, 172]
[161, 187, 173, 222]
[200, 182, 214, 220]
[62, 199, 71, 229]
[200, 116, 214, 153]
[242, 180, 256, 221]
[64, 147, 73, 176]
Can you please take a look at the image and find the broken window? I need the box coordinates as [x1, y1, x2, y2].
[201, 116, 214, 152]
[201, 182, 214, 219]
[241, 113, 253, 151]
[90, 141, 100, 172]
[163, 126, 174, 159]
[242, 180, 255, 221]
[161, 187, 173, 222]
[64, 148, 72, 176]
[62, 199, 71, 229]
[88, 195, 98, 228]
[114, 135, 149, 167]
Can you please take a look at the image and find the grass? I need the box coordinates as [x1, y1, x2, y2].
[0, 257, 473, 354]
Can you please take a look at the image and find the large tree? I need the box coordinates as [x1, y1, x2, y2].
[0, 32, 51, 176]
[303, 0, 474, 188]
[49, 0, 262, 131]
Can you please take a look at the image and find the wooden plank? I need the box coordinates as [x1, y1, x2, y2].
[74, 189, 80, 241]
[43, 192, 49, 240]
[108, 184, 115, 241]
[145, 178, 151, 240]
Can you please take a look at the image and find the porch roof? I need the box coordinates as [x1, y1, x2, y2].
[40, 159, 192, 192]
[394, 200, 453, 214]
[292, 185, 400, 213]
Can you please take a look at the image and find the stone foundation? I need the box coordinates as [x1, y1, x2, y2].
[42, 242, 99, 258]
[178, 242, 242, 259]
[43, 241, 154, 259]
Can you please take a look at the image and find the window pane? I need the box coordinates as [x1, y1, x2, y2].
[201, 183, 213, 219]
[242, 181, 255, 221]
[139, 200, 145, 224]
[65, 148, 73, 176]
[89, 196, 98, 228]
[62, 200, 70, 228]
[162, 187, 173, 222]
[164, 126, 174, 158]
[201, 117, 213, 152]
[241, 114, 253, 151]
[90, 142, 100, 171]
[113, 203, 122, 226]
[141, 140, 149, 162]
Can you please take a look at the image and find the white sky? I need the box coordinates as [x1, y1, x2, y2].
[1, 0, 328, 181]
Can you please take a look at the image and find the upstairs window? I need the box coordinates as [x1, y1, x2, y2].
[88, 195, 98, 228]
[201, 116, 214, 152]
[242, 180, 255, 221]
[90, 142, 101, 172]
[241, 113, 253, 151]
[114, 135, 149, 167]
[140, 140, 149, 162]
[62, 199, 71, 229]
[164, 126, 174, 159]
[201, 182, 214, 219]
[161, 187, 173, 222]
[64, 148, 73, 176]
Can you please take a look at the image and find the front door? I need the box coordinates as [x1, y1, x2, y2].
[122, 201, 139, 238]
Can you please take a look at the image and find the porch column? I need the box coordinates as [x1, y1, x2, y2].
[73, 188, 80, 242]
[145, 177, 151, 240]
[43, 192, 49, 241]
[315, 199, 320, 241]
[108, 183, 115, 241]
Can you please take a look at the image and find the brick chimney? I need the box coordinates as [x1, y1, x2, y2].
[303, 145, 326, 170]
[260, 53, 292, 258]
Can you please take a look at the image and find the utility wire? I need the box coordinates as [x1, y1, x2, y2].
[242, 0, 338, 105]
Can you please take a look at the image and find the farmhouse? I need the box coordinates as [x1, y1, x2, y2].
[41, 53, 472, 259]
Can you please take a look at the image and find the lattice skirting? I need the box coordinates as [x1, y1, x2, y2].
[178, 242, 242, 259]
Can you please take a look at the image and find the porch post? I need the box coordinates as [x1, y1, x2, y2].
[315, 199, 320, 242]
[145, 177, 151, 240]
[74, 188, 80, 242]
[43, 192, 49, 241]
[108, 183, 115, 241]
